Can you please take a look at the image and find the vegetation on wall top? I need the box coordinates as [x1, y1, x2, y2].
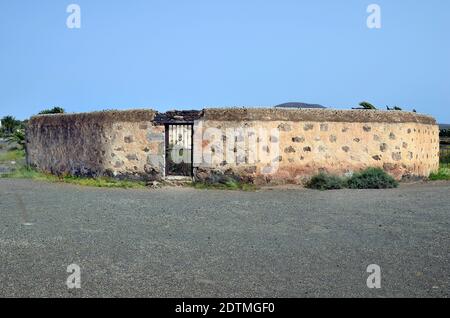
[38, 107, 65, 115]
[203, 108, 435, 124]
[358, 101, 377, 110]
[351, 101, 417, 113]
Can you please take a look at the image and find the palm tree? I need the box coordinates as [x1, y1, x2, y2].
[0, 116, 21, 135]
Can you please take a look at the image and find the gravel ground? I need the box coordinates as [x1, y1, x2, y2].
[0, 178, 449, 298]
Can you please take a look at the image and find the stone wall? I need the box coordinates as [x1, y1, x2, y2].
[26, 110, 166, 180]
[26, 108, 440, 184]
[193, 109, 439, 184]
[104, 121, 165, 180]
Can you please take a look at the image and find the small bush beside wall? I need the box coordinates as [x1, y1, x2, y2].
[429, 166, 450, 181]
[347, 168, 399, 189]
[306, 168, 399, 190]
[306, 173, 346, 190]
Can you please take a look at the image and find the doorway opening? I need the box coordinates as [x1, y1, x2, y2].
[165, 123, 193, 177]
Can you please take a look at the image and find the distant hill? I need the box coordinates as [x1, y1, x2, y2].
[439, 124, 450, 130]
[275, 102, 327, 109]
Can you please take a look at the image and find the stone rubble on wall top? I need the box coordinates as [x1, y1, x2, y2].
[28, 108, 436, 127]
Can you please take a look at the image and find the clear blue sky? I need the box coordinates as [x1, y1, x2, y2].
[1, 0, 449, 122]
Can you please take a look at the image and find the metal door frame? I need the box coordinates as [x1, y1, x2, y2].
[164, 123, 194, 177]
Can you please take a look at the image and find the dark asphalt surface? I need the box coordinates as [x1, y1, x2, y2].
[0, 179, 449, 298]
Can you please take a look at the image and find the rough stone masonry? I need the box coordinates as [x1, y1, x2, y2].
[26, 108, 440, 185]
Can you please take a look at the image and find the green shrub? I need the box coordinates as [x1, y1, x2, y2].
[307, 168, 399, 190]
[306, 173, 346, 190]
[429, 167, 450, 181]
[347, 168, 398, 189]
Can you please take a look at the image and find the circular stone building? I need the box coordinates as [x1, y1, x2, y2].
[26, 108, 439, 184]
